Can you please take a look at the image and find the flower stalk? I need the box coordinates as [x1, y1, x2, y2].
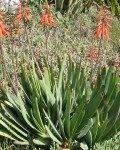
[16, 0, 44, 78]
[0, 38, 17, 93]
[39, 4, 57, 61]
[91, 6, 112, 77]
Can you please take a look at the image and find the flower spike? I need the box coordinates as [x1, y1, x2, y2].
[92, 6, 112, 39]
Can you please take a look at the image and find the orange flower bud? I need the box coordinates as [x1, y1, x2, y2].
[0, 12, 5, 15]
[92, 6, 112, 39]
[25, 8, 31, 13]
[0, 21, 10, 38]
[24, 14, 31, 21]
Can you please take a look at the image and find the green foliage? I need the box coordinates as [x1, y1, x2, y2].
[54, 0, 83, 14]
[84, 66, 120, 148]
[27, 0, 42, 9]
[27, 0, 95, 14]
[27, 0, 120, 17]
[93, 132, 120, 150]
[105, 0, 120, 18]
[0, 57, 120, 149]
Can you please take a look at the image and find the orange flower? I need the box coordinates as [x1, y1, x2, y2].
[15, 7, 31, 23]
[25, 8, 31, 13]
[13, 2, 19, 6]
[0, 21, 10, 38]
[24, 14, 30, 21]
[48, 14, 53, 26]
[63, 141, 68, 145]
[44, 5, 49, 10]
[49, 4, 55, 6]
[39, 4, 57, 27]
[14, 0, 31, 23]
[92, 7, 112, 39]
[0, 12, 5, 15]
[71, 49, 77, 53]
[0, 6, 5, 22]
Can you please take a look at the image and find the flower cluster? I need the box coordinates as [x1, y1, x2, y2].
[6, 19, 23, 36]
[14, 0, 31, 23]
[0, 6, 10, 38]
[93, 7, 112, 39]
[39, 4, 57, 27]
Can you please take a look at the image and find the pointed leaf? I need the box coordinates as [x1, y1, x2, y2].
[45, 125, 62, 145]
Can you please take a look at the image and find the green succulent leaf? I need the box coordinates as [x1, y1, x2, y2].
[40, 80, 56, 106]
[91, 111, 99, 144]
[33, 137, 51, 145]
[0, 128, 17, 141]
[31, 97, 46, 133]
[85, 130, 93, 148]
[0, 110, 27, 137]
[13, 141, 29, 145]
[45, 125, 62, 145]
[1, 104, 30, 133]
[70, 99, 85, 136]
[43, 110, 62, 141]
[84, 91, 103, 121]
[64, 89, 71, 138]
[104, 66, 114, 95]
[95, 120, 108, 142]
[0, 120, 27, 141]
[77, 118, 93, 139]
[80, 141, 89, 150]
[17, 91, 39, 131]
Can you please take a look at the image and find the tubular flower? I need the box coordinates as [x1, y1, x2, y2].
[39, 4, 57, 27]
[0, 6, 5, 22]
[14, 1, 31, 23]
[6, 20, 23, 36]
[13, 2, 19, 6]
[0, 21, 10, 38]
[92, 7, 112, 39]
[0, 7, 10, 38]
[15, 8, 31, 23]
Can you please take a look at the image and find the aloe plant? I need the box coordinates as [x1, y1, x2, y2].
[105, 0, 120, 18]
[94, 0, 120, 18]
[27, 0, 95, 14]
[84, 67, 120, 148]
[51, 0, 96, 14]
[0, 56, 120, 149]
[27, 0, 120, 18]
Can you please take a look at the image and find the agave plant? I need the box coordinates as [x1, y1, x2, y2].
[0, 56, 120, 149]
[50, 0, 97, 14]
[27, 0, 120, 18]
[84, 67, 120, 148]
[94, 0, 120, 18]
[27, 0, 95, 14]
[105, 0, 120, 18]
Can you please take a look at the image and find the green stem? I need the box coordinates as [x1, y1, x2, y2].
[22, 16, 43, 78]
[45, 25, 49, 61]
[10, 14, 18, 89]
[0, 38, 17, 94]
[93, 38, 102, 78]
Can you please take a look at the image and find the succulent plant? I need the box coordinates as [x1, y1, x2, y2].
[0, 56, 120, 149]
